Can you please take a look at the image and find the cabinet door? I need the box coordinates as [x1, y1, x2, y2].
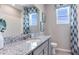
[33, 45, 44, 55]
[38, 50, 44, 55]
[33, 40, 48, 55]
[44, 46, 48, 55]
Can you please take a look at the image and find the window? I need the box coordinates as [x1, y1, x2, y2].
[29, 13, 38, 26]
[56, 6, 70, 24]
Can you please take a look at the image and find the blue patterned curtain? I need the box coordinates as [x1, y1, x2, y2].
[23, 6, 39, 34]
[70, 4, 79, 55]
[55, 4, 79, 55]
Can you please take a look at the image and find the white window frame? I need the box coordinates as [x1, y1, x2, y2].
[56, 6, 70, 24]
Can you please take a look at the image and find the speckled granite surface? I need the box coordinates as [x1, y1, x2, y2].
[4, 34, 30, 45]
[0, 35, 51, 55]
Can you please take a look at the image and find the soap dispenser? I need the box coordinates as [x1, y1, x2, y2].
[0, 32, 4, 49]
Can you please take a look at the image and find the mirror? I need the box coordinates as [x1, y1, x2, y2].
[23, 6, 45, 34]
[29, 12, 40, 33]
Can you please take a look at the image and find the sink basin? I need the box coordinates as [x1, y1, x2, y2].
[26, 39, 41, 43]
[26, 39, 41, 49]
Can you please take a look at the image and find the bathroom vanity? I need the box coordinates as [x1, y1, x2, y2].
[0, 35, 51, 55]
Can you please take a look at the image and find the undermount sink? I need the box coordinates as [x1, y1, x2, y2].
[26, 38, 41, 43]
[30, 35, 46, 39]
[26, 39, 41, 49]
[26, 39, 40, 43]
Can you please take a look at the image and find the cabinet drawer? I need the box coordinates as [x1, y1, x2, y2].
[33, 40, 48, 55]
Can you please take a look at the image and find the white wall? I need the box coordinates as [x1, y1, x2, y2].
[44, 4, 71, 50]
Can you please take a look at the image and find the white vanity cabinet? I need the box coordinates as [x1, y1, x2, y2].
[27, 39, 50, 55]
[32, 39, 49, 55]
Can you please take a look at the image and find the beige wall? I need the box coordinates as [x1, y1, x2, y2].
[0, 5, 22, 37]
[35, 4, 45, 13]
[44, 4, 71, 50]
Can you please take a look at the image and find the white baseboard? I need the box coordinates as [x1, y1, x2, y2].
[56, 48, 71, 53]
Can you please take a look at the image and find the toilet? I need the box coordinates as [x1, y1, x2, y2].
[51, 42, 57, 55]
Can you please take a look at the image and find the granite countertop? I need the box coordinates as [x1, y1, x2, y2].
[0, 35, 51, 55]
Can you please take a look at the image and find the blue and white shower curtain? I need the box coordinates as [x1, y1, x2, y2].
[70, 4, 79, 55]
[55, 4, 79, 55]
